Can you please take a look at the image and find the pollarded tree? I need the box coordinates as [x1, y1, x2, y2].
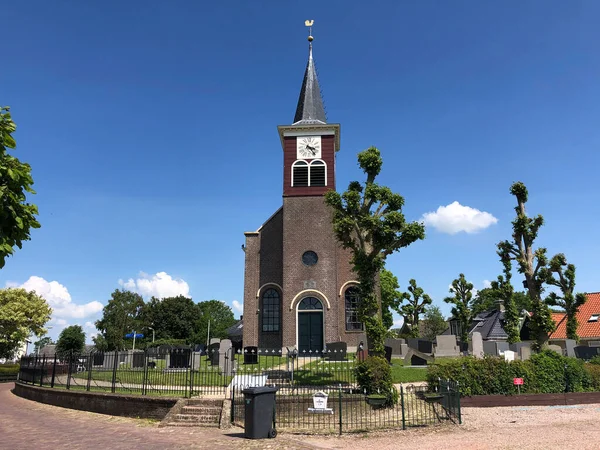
[395, 279, 432, 338]
[380, 268, 401, 331]
[497, 182, 554, 350]
[542, 253, 586, 342]
[444, 274, 474, 343]
[492, 252, 520, 344]
[0, 106, 41, 268]
[0, 288, 52, 359]
[325, 146, 425, 355]
[56, 325, 85, 356]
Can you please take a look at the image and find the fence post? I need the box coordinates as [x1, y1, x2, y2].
[50, 354, 57, 388]
[32, 354, 38, 385]
[456, 380, 462, 425]
[111, 350, 118, 394]
[86, 353, 93, 391]
[400, 384, 406, 430]
[66, 351, 73, 390]
[40, 355, 46, 387]
[231, 384, 235, 424]
[188, 348, 194, 398]
[338, 383, 343, 435]
[142, 350, 148, 396]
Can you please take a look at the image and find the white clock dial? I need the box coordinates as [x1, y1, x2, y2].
[296, 136, 322, 159]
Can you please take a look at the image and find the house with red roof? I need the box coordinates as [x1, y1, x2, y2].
[549, 292, 600, 349]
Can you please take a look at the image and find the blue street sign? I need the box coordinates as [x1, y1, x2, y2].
[125, 333, 144, 339]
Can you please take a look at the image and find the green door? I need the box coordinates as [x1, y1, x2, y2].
[298, 311, 323, 354]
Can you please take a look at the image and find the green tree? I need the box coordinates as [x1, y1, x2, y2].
[94, 290, 144, 351]
[380, 268, 401, 331]
[421, 305, 448, 341]
[0, 288, 51, 359]
[0, 106, 40, 268]
[33, 336, 53, 354]
[542, 253, 586, 342]
[395, 279, 432, 338]
[471, 288, 531, 315]
[497, 182, 554, 351]
[325, 146, 425, 355]
[193, 300, 236, 344]
[56, 325, 85, 356]
[444, 274, 474, 343]
[492, 254, 520, 344]
[140, 295, 199, 343]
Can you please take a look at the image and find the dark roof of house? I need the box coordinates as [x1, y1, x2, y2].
[293, 43, 327, 125]
[227, 319, 243, 338]
[469, 310, 509, 340]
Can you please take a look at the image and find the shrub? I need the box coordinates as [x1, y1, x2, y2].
[355, 356, 398, 406]
[589, 355, 600, 366]
[584, 363, 600, 391]
[427, 350, 592, 396]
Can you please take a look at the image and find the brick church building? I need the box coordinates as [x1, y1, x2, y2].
[241, 36, 367, 353]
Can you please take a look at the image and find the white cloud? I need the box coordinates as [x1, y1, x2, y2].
[232, 300, 243, 314]
[422, 201, 498, 235]
[10, 276, 103, 320]
[483, 280, 492, 289]
[393, 317, 404, 328]
[118, 271, 190, 299]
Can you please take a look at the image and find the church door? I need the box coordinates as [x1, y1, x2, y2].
[297, 297, 324, 354]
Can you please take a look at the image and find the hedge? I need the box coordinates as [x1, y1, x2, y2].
[427, 350, 600, 396]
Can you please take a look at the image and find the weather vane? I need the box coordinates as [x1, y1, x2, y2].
[305, 19, 314, 42]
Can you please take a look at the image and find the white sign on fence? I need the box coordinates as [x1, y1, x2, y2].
[308, 391, 333, 414]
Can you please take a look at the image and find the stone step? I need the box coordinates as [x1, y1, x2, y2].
[186, 398, 223, 407]
[181, 406, 222, 414]
[174, 413, 221, 423]
[162, 421, 220, 428]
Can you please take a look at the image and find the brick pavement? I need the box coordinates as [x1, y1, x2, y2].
[0, 383, 320, 450]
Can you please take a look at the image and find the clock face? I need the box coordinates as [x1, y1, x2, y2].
[296, 136, 322, 159]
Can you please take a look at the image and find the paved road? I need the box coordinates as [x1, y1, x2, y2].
[0, 383, 316, 450]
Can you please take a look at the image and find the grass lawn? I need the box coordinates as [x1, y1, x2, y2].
[391, 359, 428, 383]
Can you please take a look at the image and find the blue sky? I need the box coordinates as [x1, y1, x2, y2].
[2, 2, 600, 343]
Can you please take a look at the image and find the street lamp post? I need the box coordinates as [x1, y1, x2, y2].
[148, 327, 155, 343]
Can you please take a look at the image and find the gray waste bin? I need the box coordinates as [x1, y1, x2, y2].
[242, 386, 279, 439]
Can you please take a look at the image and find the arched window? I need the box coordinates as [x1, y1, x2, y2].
[310, 160, 326, 187]
[262, 289, 280, 332]
[291, 160, 327, 187]
[292, 160, 309, 187]
[345, 287, 363, 331]
[298, 297, 323, 310]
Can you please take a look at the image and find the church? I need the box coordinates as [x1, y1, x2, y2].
[241, 32, 367, 353]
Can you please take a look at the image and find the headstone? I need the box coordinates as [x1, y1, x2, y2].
[502, 350, 516, 362]
[384, 346, 393, 364]
[483, 341, 498, 356]
[564, 339, 577, 358]
[433, 335, 460, 358]
[384, 338, 406, 358]
[169, 348, 190, 369]
[208, 342, 220, 365]
[131, 351, 144, 368]
[408, 338, 433, 354]
[325, 342, 347, 361]
[400, 343, 409, 357]
[519, 346, 531, 361]
[546, 344, 563, 355]
[404, 348, 434, 366]
[470, 332, 484, 359]
[496, 342, 510, 354]
[210, 338, 221, 345]
[243, 346, 258, 364]
[219, 339, 233, 376]
[574, 346, 600, 360]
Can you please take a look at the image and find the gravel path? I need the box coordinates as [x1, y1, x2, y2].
[3, 383, 600, 449]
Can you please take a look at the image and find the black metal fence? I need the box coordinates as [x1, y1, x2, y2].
[18, 347, 460, 433]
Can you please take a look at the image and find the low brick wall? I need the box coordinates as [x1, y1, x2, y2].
[462, 391, 600, 408]
[12, 382, 178, 419]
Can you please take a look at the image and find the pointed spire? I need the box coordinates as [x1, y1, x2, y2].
[293, 23, 327, 125]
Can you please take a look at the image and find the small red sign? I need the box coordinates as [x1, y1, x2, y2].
[513, 378, 524, 386]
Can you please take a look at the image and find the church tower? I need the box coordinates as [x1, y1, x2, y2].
[242, 26, 364, 354]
